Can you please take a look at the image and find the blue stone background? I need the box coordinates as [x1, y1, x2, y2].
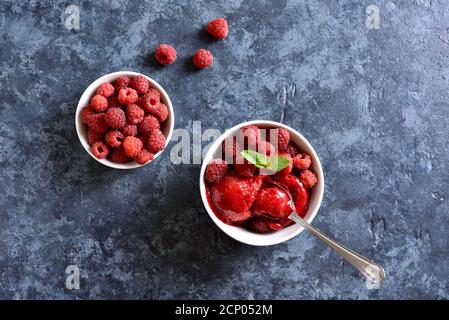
[0, 0, 448, 299]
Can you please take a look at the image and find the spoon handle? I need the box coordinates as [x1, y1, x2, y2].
[289, 213, 385, 284]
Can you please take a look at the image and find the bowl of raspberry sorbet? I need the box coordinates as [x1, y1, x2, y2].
[200, 120, 324, 246]
[75, 71, 174, 169]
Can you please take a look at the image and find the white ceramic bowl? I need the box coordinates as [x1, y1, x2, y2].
[199, 120, 324, 246]
[75, 71, 174, 169]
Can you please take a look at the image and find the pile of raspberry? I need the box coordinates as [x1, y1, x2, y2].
[81, 75, 168, 165]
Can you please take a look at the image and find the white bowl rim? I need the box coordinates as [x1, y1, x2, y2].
[75, 71, 175, 169]
[199, 120, 324, 246]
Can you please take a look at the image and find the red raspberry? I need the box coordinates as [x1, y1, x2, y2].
[234, 162, 256, 177]
[108, 96, 122, 109]
[110, 148, 129, 163]
[90, 95, 108, 112]
[81, 106, 95, 124]
[118, 88, 138, 105]
[105, 130, 124, 148]
[91, 141, 109, 159]
[258, 141, 275, 156]
[138, 115, 160, 134]
[222, 137, 240, 164]
[130, 75, 149, 95]
[293, 153, 312, 170]
[126, 104, 144, 124]
[285, 142, 299, 158]
[96, 82, 115, 98]
[114, 76, 130, 91]
[147, 129, 166, 153]
[238, 125, 260, 149]
[277, 153, 293, 175]
[155, 44, 177, 65]
[275, 128, 290, 152]
[206, 18, 229, 39]
[123, 136, 143, 158]
[140, 88, 160, 112]
[85, 113, 109, 133]
[299, 169, 317, 188]
[104, 107, 126, 129]
[87, 128, 103, 146]
[205, 159, 228, 183]
[148, 103, 168, 122]
[121, 124, 138, 136]
[135, 148, 154, 165]
[193, 49, 213, 69]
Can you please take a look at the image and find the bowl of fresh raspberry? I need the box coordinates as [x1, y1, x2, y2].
[200, 120, 324, 246]
[75, 71, 174, 169]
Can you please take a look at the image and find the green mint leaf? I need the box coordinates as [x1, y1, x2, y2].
[266, 155, 291, 172]
[240, 150, 269, 168]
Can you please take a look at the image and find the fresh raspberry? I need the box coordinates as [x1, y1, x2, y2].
[91, 141, 109, 159]
[81, 106, 95, 124]
[205, 159, 228, 183]
[126, 104, 144, 124]
[114, 76, 130, 91]
[277, 153, 293, 175]
[299, 169, 317, 188]
[108, 96, 122, 109]
[96, 82, 115, 98]
[110, 148, 129, 163]
[155, 44, 177, 65]
[121, 124, 138, 136]
[206, 18, 229, 39]
[293, 153, 312, 170]
[148, 103, 168, 122]
[222, 136, 240, 164]
[105, 130, 124, 148]
[238, 125, 260, 149]
[234, 162, 256, 177]
[118, 88, 138, 105]
[138, 115, 160, 134]
[140, 88, 160, 112]
[123, 136, 143, 158]
[285, 142, 299, 158]
[90, 95, 108, 112]
[147, 129, 166, 153]
[135, 148, 154, 165]
[87, 128, 103, 146]
[104, 107, 126, 129]
[275, 128, 290, 152]
[193, 49, 213, 69]
[85, 113, 109, 133]
[258, 141, 275, 156]
[130, 75, 149, 95]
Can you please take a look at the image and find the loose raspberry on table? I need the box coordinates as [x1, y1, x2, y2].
[104, 107, 126, 129]
[91, 141, 109, 159]
[285, 142, 299, 158]
[85, 113, 109, 133]
[87, 128, 103, 146]
[148, 103, 168, 122]
[299, 169, 317, 188]
[105, 130, 124, 148]
[138, 115, 160, 134]
[130, 75, 149, 95]
[110, 148, 129, 163]
[293, 153, 312, 170]
[140, 88, 160, 112]
[147, 129, 166, 153]
[155, 44, 177, 65]
[118, 88, 138, 105]
[123, 136, 143, 158]
[126, 104, 144, 124]
[193, 48, 213, 69]
[275, 128, 290, 152]
[96, 82, 115, 98]
[205, 159, 228, 183]
[108, 96, 122, 109]
[206, 18, 229, 39]
[121, 124, 138, 137]
[81, 106, 95, 124]
[135, 148, 154, 165]
[114, 76, 130, 91]
[90, 95, 108, 112]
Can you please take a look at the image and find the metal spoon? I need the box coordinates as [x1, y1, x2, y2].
[270, 181, 385, 284]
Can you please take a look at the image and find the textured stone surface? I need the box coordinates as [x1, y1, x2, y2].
[0, 0, 448, 299]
